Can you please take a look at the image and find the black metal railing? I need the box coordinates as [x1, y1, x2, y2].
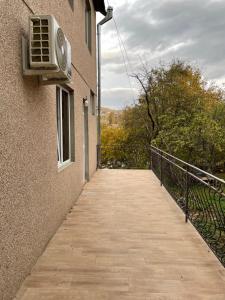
[151, 145, 225, 266]
[101, 145, 150, 170]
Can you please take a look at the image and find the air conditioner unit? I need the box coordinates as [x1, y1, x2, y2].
[23, 15, 72, 84]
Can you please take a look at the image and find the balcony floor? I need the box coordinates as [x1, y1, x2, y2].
[15, 170, 225, 300]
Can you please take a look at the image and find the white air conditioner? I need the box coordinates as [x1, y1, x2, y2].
[22, 15, 72, 84]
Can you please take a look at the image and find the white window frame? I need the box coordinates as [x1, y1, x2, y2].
[57, 86, 71, 168]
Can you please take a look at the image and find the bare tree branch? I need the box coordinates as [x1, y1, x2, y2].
[131, 73, 156, 138]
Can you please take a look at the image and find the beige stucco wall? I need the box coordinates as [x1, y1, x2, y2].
[0, 1, 98, 299]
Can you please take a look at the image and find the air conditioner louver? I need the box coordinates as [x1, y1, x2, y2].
[30, 18, 50, 64]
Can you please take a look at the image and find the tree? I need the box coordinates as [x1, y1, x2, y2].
[101, 125, 128, 168]
[102, 60, 225, 172]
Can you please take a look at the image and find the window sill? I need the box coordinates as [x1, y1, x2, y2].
[58, 161, 74, 173]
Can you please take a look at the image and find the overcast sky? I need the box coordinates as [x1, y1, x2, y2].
[97, 0, 225, 109]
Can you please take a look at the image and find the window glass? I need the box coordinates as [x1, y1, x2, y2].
[62, 90, 70, 162]
[90, 91, 95, 115]
[56, 87, 71, 167]
[85, 0, 91, 51]
[56, 87, 61, 163]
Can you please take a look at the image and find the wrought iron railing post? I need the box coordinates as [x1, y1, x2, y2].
[150, 145, 225, 266]
[150, 149, 152, 170]
[185, 166, 189, 223]
[160, 150, 163, 186]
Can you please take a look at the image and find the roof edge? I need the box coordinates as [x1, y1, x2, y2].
[93, 0, 107, 16]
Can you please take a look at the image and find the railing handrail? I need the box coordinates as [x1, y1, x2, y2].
[151, 145, 225, 185]
[151, 147, 225, 195]
[151, 145, 225, 267]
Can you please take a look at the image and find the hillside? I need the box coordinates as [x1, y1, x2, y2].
[101, 107, 122, 127]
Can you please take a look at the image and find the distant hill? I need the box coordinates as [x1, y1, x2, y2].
[101, 107, 122, 127]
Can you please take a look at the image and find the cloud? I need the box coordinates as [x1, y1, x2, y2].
[102, 87, 138, 109]
[99, 0, 225, 108]
[102, 49, 123, 66]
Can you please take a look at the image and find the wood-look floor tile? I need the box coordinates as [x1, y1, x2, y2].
[15, 170, 225, 300]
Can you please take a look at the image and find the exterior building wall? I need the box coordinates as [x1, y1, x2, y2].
[0, 0, 98, 299]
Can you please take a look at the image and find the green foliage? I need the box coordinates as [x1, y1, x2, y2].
[101, 125, 128, 168]
[101, 123, 150, 169]
[102, 60, 225, 172]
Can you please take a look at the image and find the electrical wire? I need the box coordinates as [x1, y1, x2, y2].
[106, 0, 132, 71]
[105, 0, 137, 103]
[113, 18, 133, 74]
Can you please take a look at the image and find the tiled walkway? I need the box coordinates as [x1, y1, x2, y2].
[15, 170, 225, 300]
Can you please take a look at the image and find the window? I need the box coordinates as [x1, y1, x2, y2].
[90, 91, 95, 115]
[56, 86, 72, 167]
[85, 0, 91, 51]
[68, 0, 74, 10]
